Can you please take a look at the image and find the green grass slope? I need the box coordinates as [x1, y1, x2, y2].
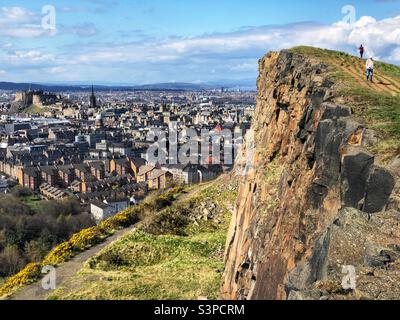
[290, 46, 400, 163]
[23, 104, 49, 115]
[47, 178, 237, 300]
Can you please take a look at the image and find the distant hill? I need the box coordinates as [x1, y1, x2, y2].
[0, 81, 256, 92]
[0, 82, 109, 92]
[131, 82, 214, 90]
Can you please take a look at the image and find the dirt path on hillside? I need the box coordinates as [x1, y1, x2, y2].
[332, 57, 400, 96]
[348, 63, 392, 94]
[355, 60, 400, 93]
[352, 58, 400, 89]
[376, 73, 400, 90]
[352, 59, 400, 95]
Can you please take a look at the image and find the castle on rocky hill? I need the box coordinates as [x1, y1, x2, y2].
[15, 89, 58, 107]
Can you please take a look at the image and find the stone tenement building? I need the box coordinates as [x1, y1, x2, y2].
[2, 156, 148, 202]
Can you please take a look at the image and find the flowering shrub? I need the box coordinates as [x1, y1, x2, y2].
[69, 227, 107, 251]
[164, 186, 184, 200]
[42, 241, 75, 266]
[40, 208, 141, 269]
[106, 207, 141, 228]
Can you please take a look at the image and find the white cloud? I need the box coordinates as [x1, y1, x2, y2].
[13, 50, 55, 61]
[0, 7, 36, 24]
[69, 23, 99, 37]
[0, 6, 51, 38]
[47, 66, 67, 74]
[162, 15, 400, 63]
[389, 47, 400, 61]
[1, 13, 399, 83]
[230, 62, 257, 72]
[0, 26, 47, 38]
[69, 15, 400, 68]
[0, 50, 56, 69]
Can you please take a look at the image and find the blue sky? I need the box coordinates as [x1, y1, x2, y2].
[0, 0, 399, 84]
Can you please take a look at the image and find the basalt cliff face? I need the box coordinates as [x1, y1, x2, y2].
[221, 50, 400, 300]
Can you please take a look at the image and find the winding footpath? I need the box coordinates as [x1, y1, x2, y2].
[333, 56, 400, 96]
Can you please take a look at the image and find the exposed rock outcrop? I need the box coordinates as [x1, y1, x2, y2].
[221, 50, 399, 300]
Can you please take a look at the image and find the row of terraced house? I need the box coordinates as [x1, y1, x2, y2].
[0, 156, 148, 200]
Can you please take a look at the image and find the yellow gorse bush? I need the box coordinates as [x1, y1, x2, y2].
[42, 241, 75, 266]
[0, 263, 41, 297]
[69, 227, 107, 250]
[0, 186, 185, 298]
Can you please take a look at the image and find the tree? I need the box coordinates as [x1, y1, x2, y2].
[10, 185, 33, 198]
[0, 193, 95, 278]
[0, 229, 6, 251]
[0, 245, 26, 277]
[24, 240, 48, 262]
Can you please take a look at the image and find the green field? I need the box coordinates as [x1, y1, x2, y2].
[22, 195, 44, 211]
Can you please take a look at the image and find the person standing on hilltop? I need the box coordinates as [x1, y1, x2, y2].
[358, 45, 365, 60]
[366, 57, 374, 82]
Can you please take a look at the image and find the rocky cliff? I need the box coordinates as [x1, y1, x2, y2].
[221, 48, 400, 300]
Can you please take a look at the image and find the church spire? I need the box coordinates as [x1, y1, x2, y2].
[90, 84, 97, 109]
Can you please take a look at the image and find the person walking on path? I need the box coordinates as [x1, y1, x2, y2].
[358, 45, 365, 60]
[366, 57, 374, 82]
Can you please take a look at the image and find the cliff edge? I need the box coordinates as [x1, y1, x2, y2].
[221, 47, 400, 300]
